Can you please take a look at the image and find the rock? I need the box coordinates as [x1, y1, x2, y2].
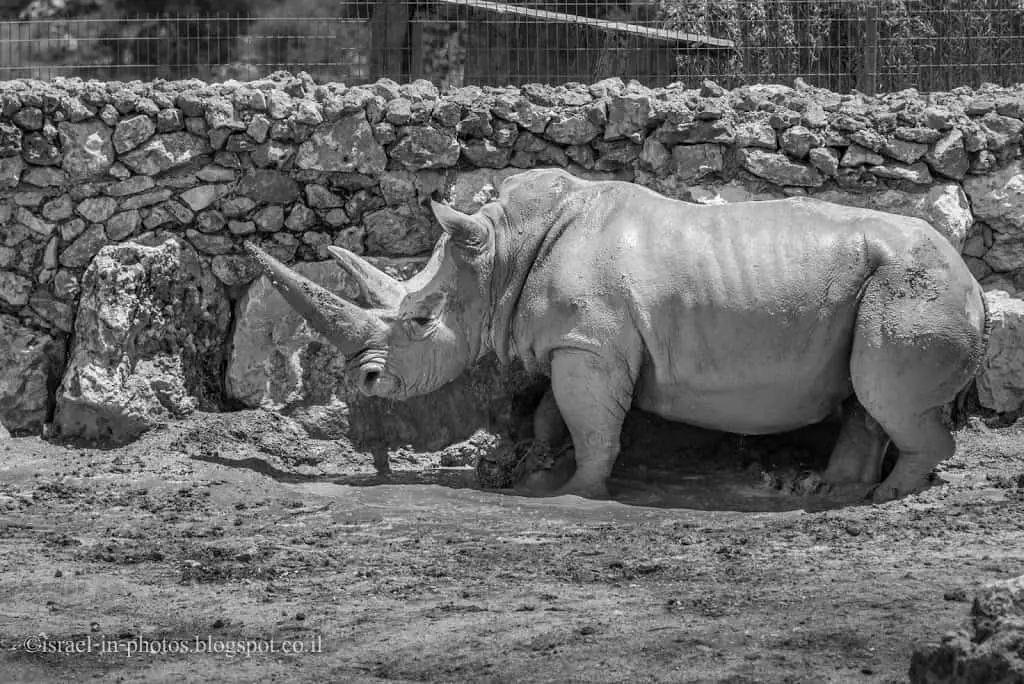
[197, 165, 236, 183]
[391, 126, 461, 170]
[106, 175, 156, 197]
[53, 238, 230, 443]
[0, 270, 33, 306]
[808, 148, 839, 177]
[364, 206, 436, 256]
[379, 172, 417, 205]
[461, 139, 512, 168]
[42, 195, 74, 222]
[17, 207, 55, 238]
[983, 232, 1024, 272]
[910, 574, 1024, 682]
[211, 253, 261, 287]
[106, 210, 141, 241]
[605, 94, 650, 142]
[841, 144, 885, 167]
[0, 122, 22, 156]
[672, 144, 723, 182]
[881, 137, 929, 164]
[237, 170, 300, 204]
[978, 112, 1024, 149]
[284, 204, 317, 232]
[120, 189, 173, 211]
[29, 288, 74, 332]
[0, 315, 64, 435]
[978, 287, 1024, 413]
[58, 121, 114, 180]
[180, 184, 229, 212]
[870, 162, 933, 185]
[59, 224, 108, 268]
[76, 196, 117, 223]
[0, 156, 23, 189]
[656, 120, 733, 145]
[13, 107, 43, 131]
[112, 114, 156, 153]
[545, 110, 601, 145]
[205, 96, 245, 131]
[780, 126, 819, 159]
[186, 230, 234, 255]
[640, 138, 671, 174]
[964, 161, 1024, 233]
[305, 184, 345, 208]
[295, 114, 387, 175]
[120, 133, 211, 175]
[22, 133, 61, 166]
[925, 129, 970, 180]
[228, 220, 256, 236]
[254, 205, 285, 232]
[734, 121, 777, 149]
[738, 149, 824, 187]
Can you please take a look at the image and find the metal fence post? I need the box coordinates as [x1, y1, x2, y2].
[859, 0, 879, 95]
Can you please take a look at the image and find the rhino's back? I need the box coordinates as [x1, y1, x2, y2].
[532, 183, 960, 433]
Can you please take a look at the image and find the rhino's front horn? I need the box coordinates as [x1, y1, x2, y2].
[243, 242, 384, 358]
[326, 246, 405, 309]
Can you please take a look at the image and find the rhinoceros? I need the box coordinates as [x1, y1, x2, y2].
[244, 168, 989, 502]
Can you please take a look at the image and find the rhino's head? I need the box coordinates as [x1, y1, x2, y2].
[244, 201, 498, 400]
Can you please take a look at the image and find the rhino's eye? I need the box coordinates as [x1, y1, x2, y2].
[410, 316, 432, 327]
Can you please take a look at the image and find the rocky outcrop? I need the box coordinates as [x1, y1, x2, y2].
[53, 237, 230, 443]
[977, 291, 1024, 414]
[910, 575, 1024, 683]
[0, 315, 65, 435]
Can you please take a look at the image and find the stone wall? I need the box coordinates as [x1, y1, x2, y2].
[2, 71, 1024, 440]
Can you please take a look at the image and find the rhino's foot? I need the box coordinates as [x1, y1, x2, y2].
[510, 442, 575, 495]
[869, 479, 929, 504]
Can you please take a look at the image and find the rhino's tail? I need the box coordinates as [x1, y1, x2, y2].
[950, 288, 991, 429]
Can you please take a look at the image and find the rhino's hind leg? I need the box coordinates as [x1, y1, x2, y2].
[869, 407, 952, 502]
[546, 349, 637, 499]
[850, 264, 983, 503]
[822, 399, 891, 485]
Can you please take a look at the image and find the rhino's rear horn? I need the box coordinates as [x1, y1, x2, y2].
[243, 241, 384, 357]
[326, 246, 405, 309]
[431, 201, 487, 250]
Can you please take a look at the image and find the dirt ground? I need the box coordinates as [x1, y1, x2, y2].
[1, 408, 1023, 683]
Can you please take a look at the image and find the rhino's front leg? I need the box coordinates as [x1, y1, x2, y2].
[547, 349, 637, 499]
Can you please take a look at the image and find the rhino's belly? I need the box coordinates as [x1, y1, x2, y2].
[633, 369, 854, 435]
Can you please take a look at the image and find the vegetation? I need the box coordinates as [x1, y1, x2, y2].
[659, 0, 1024, 92]
[1, 0, 1023, 90]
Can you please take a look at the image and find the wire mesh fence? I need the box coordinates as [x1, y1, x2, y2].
[2, 0, 1024, 92]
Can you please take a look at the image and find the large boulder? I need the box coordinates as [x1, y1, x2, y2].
[53, 237, 231, 443]
[963, 161, 1024, 234]
[813, 183, 973, 250]
[977, 290, 1024, 414]
[910, 575, 1024, 683]
[227, 258, 534, 449]
[0, 315, 65, 435]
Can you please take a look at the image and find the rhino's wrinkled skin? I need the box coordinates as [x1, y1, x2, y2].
[246, 168, 989, 503]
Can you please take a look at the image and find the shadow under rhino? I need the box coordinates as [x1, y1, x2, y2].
[187, 378, 922, 513]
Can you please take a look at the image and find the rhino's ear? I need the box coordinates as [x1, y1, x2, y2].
[431, 200, 487, 251]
